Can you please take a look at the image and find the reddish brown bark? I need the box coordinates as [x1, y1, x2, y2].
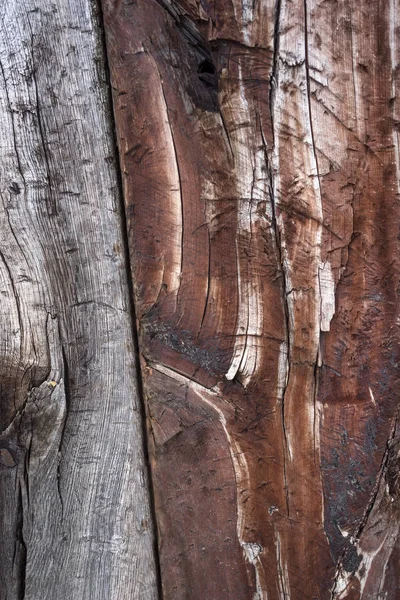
[102, 1, 400, 598]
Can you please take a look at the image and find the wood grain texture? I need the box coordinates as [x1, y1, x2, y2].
[102, 0, 400, 598]
[0, 1, 158, 598]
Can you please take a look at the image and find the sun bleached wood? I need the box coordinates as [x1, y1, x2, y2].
[0, 2, 159, 599]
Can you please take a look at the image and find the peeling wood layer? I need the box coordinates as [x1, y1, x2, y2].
[0, 2, 158, 598]
[103, 0, 400, 598]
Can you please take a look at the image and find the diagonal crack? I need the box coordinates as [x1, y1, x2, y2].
[330, 410, 400, 598]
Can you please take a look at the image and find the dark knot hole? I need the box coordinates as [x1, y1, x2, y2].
[197, 59, 216, 75]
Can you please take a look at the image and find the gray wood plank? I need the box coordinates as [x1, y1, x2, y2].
[0, 1, 159, 598]
[102, 0, 400, 598]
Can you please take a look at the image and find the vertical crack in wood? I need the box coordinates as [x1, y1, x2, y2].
[15, 479, 27, 600]
[268, 0, 291, 519]
[57, 342, 69, 522]
[304, 0, 324, 497]
[268, 0, 334, 591]
[94, 1, 164, 597]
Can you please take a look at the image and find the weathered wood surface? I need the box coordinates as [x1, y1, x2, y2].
[103, 0, 400, 598]
[0, 2, 158, 599]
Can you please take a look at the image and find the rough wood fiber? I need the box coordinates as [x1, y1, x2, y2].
[102, 0, 400, 598]
[0, 2, 158, 598]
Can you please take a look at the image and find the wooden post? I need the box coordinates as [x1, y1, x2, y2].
[0, 2, 158, 598]
[1, 1, 399, 598]
[102, 0, 400, 598]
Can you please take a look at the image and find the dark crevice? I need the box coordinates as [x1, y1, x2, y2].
[15, 479, 27, 600]
[153, 0, 219, 101]
[197, 58, 215, 74]
[270, 0, 282, 108]
[70, 299, 124, 313]
[210, 37, 262, 51]
[197, 58, 218, 88]
[57, 343, 71, 521]
[22, 419, 32, 512]
[354, 413, 399, 539]
[93, 2, 164, 598]
[152, 0, 210, 56]
[313, 344, 321, 462]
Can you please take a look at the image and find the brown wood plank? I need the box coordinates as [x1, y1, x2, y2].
[0, 2, 159, 598]
[102, 0, 400, 598]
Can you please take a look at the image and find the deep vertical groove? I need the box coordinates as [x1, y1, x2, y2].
[313, 350, 320, 463]
[266, 0, 291, 518]
[304, 0, 324, 500]
[17, 480, 27, 600]
[91, 2, 163, 598]
[57, 339, 70, 521]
